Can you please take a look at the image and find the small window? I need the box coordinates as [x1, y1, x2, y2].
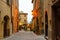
[52, 0, 56, 3]
[24, 15, 26, 17]
[24, 20, 27, 22]
[7, 0, 9, 5]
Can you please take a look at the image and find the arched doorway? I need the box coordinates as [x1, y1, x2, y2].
[52, 5, 60, 40]
[45, 11, 48, 37]
[4, 15, 10, 38]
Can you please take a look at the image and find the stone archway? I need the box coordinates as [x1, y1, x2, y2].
[45, 11, 48, 37]
[4, 15, 10, 38]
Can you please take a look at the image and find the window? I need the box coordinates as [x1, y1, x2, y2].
[24, 20, 27, 22]
[52, 0, 56, 3]
[7, 0, 9, 5]
[24, 15, 26, 17]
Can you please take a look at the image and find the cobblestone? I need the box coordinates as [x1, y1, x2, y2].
[3, 31, 46, 40]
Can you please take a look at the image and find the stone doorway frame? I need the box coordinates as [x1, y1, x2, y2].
[3, 15, 10, 38]
[52, 1, 60, 40]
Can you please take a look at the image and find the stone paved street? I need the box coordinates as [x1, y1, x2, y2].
[35, 35, 46, 40]
[3, 31, 46, 40]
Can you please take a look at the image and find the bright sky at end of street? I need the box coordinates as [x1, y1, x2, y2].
[19, 0, 33, 23]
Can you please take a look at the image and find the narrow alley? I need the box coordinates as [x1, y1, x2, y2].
[0, 0, 60, 40]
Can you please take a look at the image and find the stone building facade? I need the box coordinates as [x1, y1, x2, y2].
[18, 13, 28, 30]
[12, 0, 19, 33]
[44, 0, 60, 40]
[0, 0, 12, 39]
[32, 0, 60, 40]
[32, 0, 44, 34]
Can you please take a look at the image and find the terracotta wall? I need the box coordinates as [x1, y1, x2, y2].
[12, 0, 18, 33]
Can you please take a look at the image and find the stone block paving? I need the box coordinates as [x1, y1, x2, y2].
[3, 31, 46, 40]
[35, 35, 46, 40]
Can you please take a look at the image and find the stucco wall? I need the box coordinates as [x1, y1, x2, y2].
[0, 0, 12, 39]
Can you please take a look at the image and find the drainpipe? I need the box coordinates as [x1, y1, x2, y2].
[11, 0, 13, 33]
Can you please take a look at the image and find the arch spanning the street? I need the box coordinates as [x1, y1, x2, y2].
[4, 15, 10, 38]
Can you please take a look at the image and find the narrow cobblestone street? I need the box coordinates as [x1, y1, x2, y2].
[3, 31, 46, 40]
[0, 0, 60, 40]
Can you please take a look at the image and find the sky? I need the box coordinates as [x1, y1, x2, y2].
[19, 0, 33, 23]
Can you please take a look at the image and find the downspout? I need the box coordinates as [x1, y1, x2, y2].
[11, 0, 13, 33]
